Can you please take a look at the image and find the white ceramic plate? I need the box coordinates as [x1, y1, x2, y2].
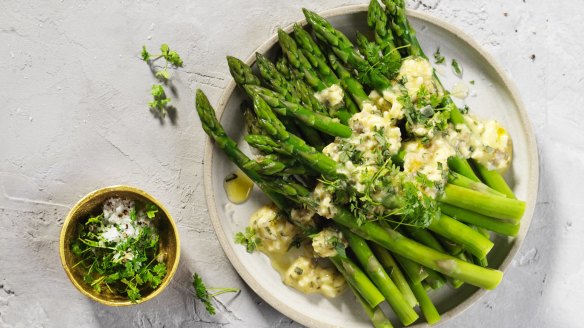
[203, 5, 538, 327]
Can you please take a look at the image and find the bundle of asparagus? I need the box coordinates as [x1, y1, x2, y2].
[195, 0, 525, 326]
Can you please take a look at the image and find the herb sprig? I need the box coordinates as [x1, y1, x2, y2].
[433, 48, 445, 64]
[192, 273, 240, 315]
[234, 227, 261, 253]
[140, 44, 183, 116]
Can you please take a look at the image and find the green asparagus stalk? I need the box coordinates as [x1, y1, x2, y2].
[440, 184, 525, 222]
[275, 56, 293, 80]
[447, 156, 481, 182]
[228, 55, 325, 149]
[195, 89, 290, 209]
[256, 53, 326, 113]
[248, 93, 340, 177]
[292, 24, 362, 114]
[244, 134, 292, 156]
[227, 56, 261, 86]
[242, 154, 309, 176]
[472, 159, 516, 198]
[408, 280, 441, 325]
[393, 253, 428, 285]
[428, 214, 493, 259]
[278, 29, 332, 90]
[303, 8, 393, 92]
[367, 0, 402, 66]
[433, 233, 463, 256]
[326, 53, 370, 108]
[370, 244, 417, 307]
[448, 172, 506, 197]
[342, 228, 419, 326]
[244, 84, 352, 138]
[330, 254, 385, 308]
[423, 267, 446, 290]
[349, 283, 395, 328]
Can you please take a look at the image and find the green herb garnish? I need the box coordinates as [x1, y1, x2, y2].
[141, 44, 183, 116]
[234, 227, 261, 253]
[193, 273, 240, 315]
[433, 48, 445, 64]
[71, 200, 167, 303]
[451, 59, 463, 77]
[148, 85, 171, 116]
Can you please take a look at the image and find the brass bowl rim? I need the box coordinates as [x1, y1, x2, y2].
[59, 185, 181, 306]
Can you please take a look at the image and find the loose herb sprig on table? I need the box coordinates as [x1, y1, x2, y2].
[192, 273, 240, 315]
[71, 202, 167, 302]
[140, 44, 183, 116]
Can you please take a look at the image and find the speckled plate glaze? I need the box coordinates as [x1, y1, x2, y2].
[203, 5, 538, 327]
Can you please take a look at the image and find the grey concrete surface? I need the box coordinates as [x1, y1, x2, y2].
[1, 0, 582, 327]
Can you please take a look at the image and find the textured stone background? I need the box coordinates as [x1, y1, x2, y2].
[1, 0, 582, 327]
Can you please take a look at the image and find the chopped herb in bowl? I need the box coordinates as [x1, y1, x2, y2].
[70, 197, 168, 302]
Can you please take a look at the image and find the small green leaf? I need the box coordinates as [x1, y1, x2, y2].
[160, 44, 169, 55]
[433, 48, 445, 64]
[167, 50, 183, 67]
[141, 45, 150, 62]
[193, 273, 215, 315]
[451, 59, 463, 77]
[155, 70, 170, 81]
[145, 203, 158, 219]
[234, 227, 261, 253]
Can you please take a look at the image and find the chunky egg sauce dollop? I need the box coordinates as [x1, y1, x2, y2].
[248, 204, 346, 298]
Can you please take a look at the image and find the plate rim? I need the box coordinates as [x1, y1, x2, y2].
[202, 4, 539, 327]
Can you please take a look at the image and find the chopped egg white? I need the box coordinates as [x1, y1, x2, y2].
[398, 57, 437, 99]
[314, 84, 344, 109]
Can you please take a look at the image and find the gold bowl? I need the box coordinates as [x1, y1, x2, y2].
[59, 185, 180, 306]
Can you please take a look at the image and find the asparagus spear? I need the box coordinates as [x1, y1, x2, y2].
[370, 244, 417, 307]
[248, 92, 340, 177]
[292, 24, 362, 114]
[331, 254, 385, 308]
[447, 156, 481, 182]
[278, 29, 331, 90]
[195, 89, 290, 209]
[303, 8, 393, 92]
[244, 84, 352, 138]
[440, 184, 525, 222]
[472, 159, 516, 198]
[256, 52, 327, 114]
[341, 228, 419, 326]
[366, 0, 402, 67]
[332, 210, 503, 290]
[326, 52, 370, 109]
[427, 214, 493, 259]
[448, 172, 506, 197]
[227, 56, 261, 86]
[440, 203, 520, 237]
[408, 280, 441, 325]
[349, 283, 395, 328]
[228, 55, 326, 149]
